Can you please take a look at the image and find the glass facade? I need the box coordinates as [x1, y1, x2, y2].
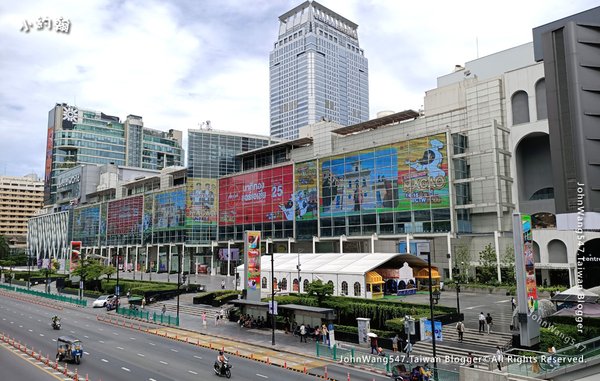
[44, 104, 183, 205]
[270, 2, 369, 140]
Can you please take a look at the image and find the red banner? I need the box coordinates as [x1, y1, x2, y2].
[70, 241, 81, 271]
[219, 165, 294, 225]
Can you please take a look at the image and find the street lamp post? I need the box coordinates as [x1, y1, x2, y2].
[425, 251, 439, 380]
[116, 250, 120, 309]
[177, 248, 182, 321]
[27, 250, 31, 290]
[268, 238, 275, 346]
[455, 280, 461, 315]
[296, 251, 301, 292]
[211, 241, 218, 276]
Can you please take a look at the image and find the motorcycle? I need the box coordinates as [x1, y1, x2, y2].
[213, 359, 232, 378]
[410, 363, 432, 381]
[52, 319, 61, 330]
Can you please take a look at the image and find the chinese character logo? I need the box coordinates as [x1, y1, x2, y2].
[63, 106, 79, 123]
[20, 17, 71, 33]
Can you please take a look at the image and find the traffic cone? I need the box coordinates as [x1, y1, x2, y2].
[347, 373, 350, 381]
[86, 374, 89, 381]
[74, 369, 78, 380]
[284, 361, 287, 369]
[324, 365, 328, 379]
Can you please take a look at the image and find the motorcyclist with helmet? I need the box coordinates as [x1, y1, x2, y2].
[217, 350, 227, 374]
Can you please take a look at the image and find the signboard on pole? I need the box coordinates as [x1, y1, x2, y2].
[422, 318, 443, 342]
[513, 213, 540, 347]
[244, 231, 261, 302]
[268, 300, 278, 315]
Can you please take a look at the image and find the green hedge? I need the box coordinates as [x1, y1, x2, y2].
[269, 294, 454, 330]
[540, 323, 600, 352]
[193, 290, 239, 305]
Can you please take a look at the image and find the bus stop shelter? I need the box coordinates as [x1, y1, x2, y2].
[278, 304, 336, 327]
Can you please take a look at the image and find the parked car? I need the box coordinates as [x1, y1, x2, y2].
[92, 294, 115, 308]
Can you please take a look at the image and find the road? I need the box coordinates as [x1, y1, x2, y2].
[0, 294, 325, 381]
[0, 338, 71, 381]
[0, 292, 391, 381]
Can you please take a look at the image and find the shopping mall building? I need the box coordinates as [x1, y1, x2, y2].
[28, 38, 600, 288]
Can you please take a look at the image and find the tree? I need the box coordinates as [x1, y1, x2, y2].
[454, 245, 471, 283]
[306, 279, 333, 304]
[71, 259, 105, 281]
[102, 265, 116, 281]
[0, 235, 10, 260]
[502, 246, 516, 285]
[478, 243, 498, 283]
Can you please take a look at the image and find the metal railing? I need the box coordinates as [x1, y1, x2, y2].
[116, 306, 179, 326]
[0, 283, 87, 307]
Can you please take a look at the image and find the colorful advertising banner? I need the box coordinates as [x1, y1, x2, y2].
[70, 241, 81, 271]
[153, 189, 186, 231]
[422, 319, 443, 342]
[294, 161, 319, 221]
[72, 205, 100, 245]
[107, 195, 143, 236]
[186, 178, 218, 225]
[397, 133, 449, 211]
[244, 231, 261, 302]
[522, 214, 538, 313]
[219, 165, 294, 225]
[319, 133, 449, 216]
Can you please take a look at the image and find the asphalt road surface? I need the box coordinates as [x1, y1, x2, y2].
[0, 293, 390, 381]
[0, 294, 333, 381]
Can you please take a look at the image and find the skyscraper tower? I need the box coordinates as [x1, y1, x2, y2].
[269, 1, 369, 140]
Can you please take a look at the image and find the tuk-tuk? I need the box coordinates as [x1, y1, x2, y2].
[56, 336, 83, 364]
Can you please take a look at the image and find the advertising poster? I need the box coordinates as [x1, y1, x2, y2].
[219, 165, 294, 225]
[321, 147, 398, 216]
[70, 241, 81, 271]
[294, 161, 319, 220]
[107, 195, 143, 236]
[397, 133, 449, 211]
[142, 194, 153, 236]
[153, 189, 186, 231]
[423, 319, 443, 342]
[99, 202, 107, 242]
[72, 205, 100, 244]
[186, 178, 218, 225]
[244, 231, 261, 302]
[522, 214, 538, 313]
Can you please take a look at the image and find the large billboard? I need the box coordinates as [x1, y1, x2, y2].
[107, 195, 143, 236]
[72, 205, 100, 245]
[219, 165, 294, 225]
[294, 161, 319, 221]
[153, 189, 186, 231]
[244, 231, 261, 302]
[320, 133, 449, 216]
[186, 178, 218, 225]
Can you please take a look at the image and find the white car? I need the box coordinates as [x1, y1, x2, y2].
[92, 294, 115, 308]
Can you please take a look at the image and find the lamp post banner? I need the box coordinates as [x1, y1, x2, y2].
[244, 231, 261, 301]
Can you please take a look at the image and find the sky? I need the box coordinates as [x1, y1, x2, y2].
[0, 0, 598, 178]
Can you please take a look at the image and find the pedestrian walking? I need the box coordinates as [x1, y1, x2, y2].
[126, 290, 131, 299]
[403, 340, 413, 358]
[161, 304, 167, 315]
[478, 312, 485, 333]
[321, 324, 328, 345]
[495, 346, 503, 371]
[221, 280, 225, 290]
[486, 313, 493, 334]
[456, 320, 465, 342]
[220, 308, 225, 320]
[299, 323, 307, 342]
[467, 352, 475, 368]
[370, 336, 378, 354]
[284, 317, 290, 334]
[511, 297, 516, 311]
[141, 296, 146, 310]
[392, 334, 399, 353]
[202, 312, 207, 329]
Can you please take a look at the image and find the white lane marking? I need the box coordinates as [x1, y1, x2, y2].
[70, 331, 75, 334]
[464, 305, 485, 310]
[18, 325, 22, 328]
[99, 328, 103, 331]
[159, 360, 168, 365]
[188, 370, 198, 375]
[85, 324, 89, 327]
[52, 339, 56, 342]
[149, 379, 157, 381]
[28, 329, 32, 332]
[84, 336, 89, 339]
[113, 332, 119, 336]
[37, 320, 41, 322]
[39, 334, 44, 337]
[84, 351, 89, 355]
[121, 367, 130, 372]
[130, 337, 136, 340]
[256, 374, 268, 378]
[99, 340, 104, 344]
[193, 355, 202, 359]
[496, 300, 511, 303]
[101, 359, 108, 363]
[117, 347, 124, 350]
[170, 348, 178, 352]
[10, 322, 13, 324]
[148, 342, 156, 346]
[137, 353, 145, 357]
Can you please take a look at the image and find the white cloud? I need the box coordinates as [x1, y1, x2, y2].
[0, 0, 597, 177]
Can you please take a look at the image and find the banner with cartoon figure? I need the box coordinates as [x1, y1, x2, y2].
[244, 231, 261, 302]
[522, 214, 538, 313]
[294, 161, 319, 220]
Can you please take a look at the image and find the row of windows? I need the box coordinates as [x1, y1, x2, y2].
[511, 79, 547, 125]
[260, 277, 362, 296]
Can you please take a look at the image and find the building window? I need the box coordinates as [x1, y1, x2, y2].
[273, 277, 278, 290]
[281, 278, 287, 291]
[327, 280, 334, 292]
[530, 187, 554, 200]
[354, 282, 361, 296]
[262, 277, 267, 289]
[341, 281, 348, 295]
[511, 91, 530, 125]
[303, 279, 309, 292]
[535, 79, 547, 120]
[293, 278, 299, 292]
